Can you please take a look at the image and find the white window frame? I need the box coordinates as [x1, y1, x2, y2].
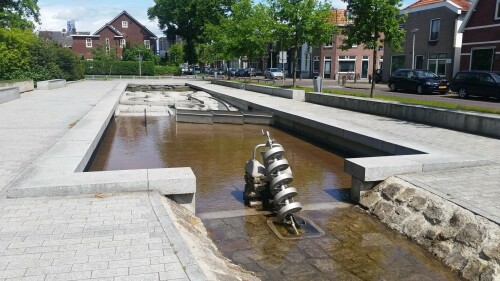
[86, 38, 92, 48]
[120, 39, 126, 48]
[429, 18, 440, 41]
[144, 40, 151, 49]
[313, 56, 320, 72]
[105, 38, 110, 46]
[122, 21, 128, 28]
[428, 53, 447, 76]
[496, 0, 500, 19]
[338, 55, 356, 73]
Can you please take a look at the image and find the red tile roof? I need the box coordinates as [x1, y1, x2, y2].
[405, 0, 471, 11]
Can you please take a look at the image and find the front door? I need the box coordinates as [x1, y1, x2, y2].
[324, 60, 331, 78]
[361, 60, 368, 78]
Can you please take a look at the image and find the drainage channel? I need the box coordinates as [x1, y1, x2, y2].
[87, 86, 463, 280]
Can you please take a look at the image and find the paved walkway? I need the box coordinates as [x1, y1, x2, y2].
[190, 81, 500, 225]
[0, 81, 205, 281]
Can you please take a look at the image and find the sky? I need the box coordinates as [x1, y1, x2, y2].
[36, 0, 416, 37]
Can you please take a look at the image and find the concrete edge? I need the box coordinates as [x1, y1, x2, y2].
[211, 80, 305, 101]
[0, 87, 20, 104]
[37, 79, 67, 90]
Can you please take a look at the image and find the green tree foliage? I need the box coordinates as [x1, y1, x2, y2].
[167, 43, 184, 66]
[122, 44, 159, 64]
[84, 61, 155, 76]
[340, 0, 407, 97]
[205, 0, 273, 70]
[0, 28, 83, 81]
[0, 0, 40, 29]
[148, 0, 235, 64]
[268, 0, 337, 86]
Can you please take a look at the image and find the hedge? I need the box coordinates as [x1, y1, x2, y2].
[84, 61, 155, 76]
[154, 65, 181, 76]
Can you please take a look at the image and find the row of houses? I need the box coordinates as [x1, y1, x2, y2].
[40, 0, 500, 81]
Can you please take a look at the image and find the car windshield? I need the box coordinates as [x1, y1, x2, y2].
[491, 73, 500, 83]
[414, 70, 439, 78]
[270, 68, 280, 72]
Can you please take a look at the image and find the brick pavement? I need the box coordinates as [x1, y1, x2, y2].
[0, 192, 202, 281]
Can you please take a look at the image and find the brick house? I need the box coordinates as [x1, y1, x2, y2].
[459, 0, 500, 71]
[381, 0, 470, 82]
[72, 11, 157, 60]
[312, 9, 384, 80]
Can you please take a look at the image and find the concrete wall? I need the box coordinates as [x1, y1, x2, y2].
[0, 87, 20, 104]
[212, 80, 305, 101]
[306, 92, 500, 139]
[37, 79, 67, 90]
[0, 80, 34, 93]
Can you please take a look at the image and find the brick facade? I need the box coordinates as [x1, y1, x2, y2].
[72, 11, 157, 60]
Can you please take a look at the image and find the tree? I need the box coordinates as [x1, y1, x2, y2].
[167, 43, 185, 66]
[0, 0, 40, 29]
[268, 0, 336, 87]
[340, 0, 407, 97]
[122, 44, 159, 64]
[148, 0, 235, 64]
[205, 0, 274, 73]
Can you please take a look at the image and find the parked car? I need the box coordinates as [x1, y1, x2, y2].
[388, 69, 449, 94]
[235, 68, 247, 77]
[227, 68, 237, 77]
[264, 68, 284, 79]
[450, 71, 500, 99]
[247, 68, 257, 77]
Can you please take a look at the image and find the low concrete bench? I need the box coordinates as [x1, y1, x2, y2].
[0, 87, 20, 104]
[0, 80, 34, 93]
[37, 79, 67, 90]
[212, 80, 305, 101]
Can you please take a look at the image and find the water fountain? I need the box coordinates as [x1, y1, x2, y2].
[245, 130, 303, 234]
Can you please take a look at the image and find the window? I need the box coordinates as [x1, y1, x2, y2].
[496, 0, 500, 19]
[86, 38, 92, 48]
[429, 19, 440, 41]
[120, 39, 126, 49]
[105, 38, 110, 46]
[428, 53, 447, 76]
[122, 21, 128, 28]
[313, 56, 320, 72]
[390, 55, 405, 73]
[144, 40, 151, 49]
[471, 48, 494, 70]
[415, 55, 424, 69]
[338, 56, 356, 72]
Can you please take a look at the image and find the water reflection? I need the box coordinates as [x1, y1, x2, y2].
[88, 116, 352, 213]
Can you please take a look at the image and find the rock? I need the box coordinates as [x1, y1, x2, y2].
[431, 241, 453, 259]
[403, 216, 427, 239]
[385, 206, 412, 229]
[481, 242, 500, 263]
[381, 183, 404, 201]
[359, 191, 381, 210]
[455, 223, 484, 248]
[462, 258, 487, 281]
[373, 201, 394, 221]
[423, 202, 449, 225]
[449, 211, 469, 228]
[479, 264, 500, 281]
[445, 248, 469, 271]
[407, 196, 427, 212]
[395, 187, 416, 204]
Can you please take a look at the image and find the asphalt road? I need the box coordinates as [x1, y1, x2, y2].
[247, 77, 500, 111]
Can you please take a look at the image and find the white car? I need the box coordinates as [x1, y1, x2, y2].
[265, 68, 284, 79]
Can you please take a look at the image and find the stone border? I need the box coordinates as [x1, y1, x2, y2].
[0, 87, 20, 104]
[7, 81, 197, 213]
[212, 79, 305, 101]
[0, 80, 34, 93]
[307, 92, 500, 139]
[37, 79, 67, 90]
[360, 177, 500, 281]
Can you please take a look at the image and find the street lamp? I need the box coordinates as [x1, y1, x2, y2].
[410, 28, 419, 69]
[138, 49, 142, 76]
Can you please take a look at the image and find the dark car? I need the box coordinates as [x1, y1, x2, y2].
[388, 69, 449, 94]
[450, 71, 500, 99]
[235, 68, 247, 77]
[246, 68, 257, 77]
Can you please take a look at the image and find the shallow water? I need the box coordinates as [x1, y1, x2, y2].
[88, 116, 462, 280]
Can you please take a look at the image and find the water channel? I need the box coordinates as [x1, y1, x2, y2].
[87, 115, 462, 280]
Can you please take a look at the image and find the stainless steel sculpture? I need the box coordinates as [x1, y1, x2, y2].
[244, 130, 302, 234]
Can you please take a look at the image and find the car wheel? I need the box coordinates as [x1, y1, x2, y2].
[389, 83, 397, 92]
[417, 85, 424, 95]
[458, 87, 468, 98]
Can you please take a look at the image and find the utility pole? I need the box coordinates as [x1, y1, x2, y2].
[138, 49, 142, 76]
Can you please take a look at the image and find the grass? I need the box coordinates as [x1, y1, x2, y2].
[233, 79, 500, 115]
